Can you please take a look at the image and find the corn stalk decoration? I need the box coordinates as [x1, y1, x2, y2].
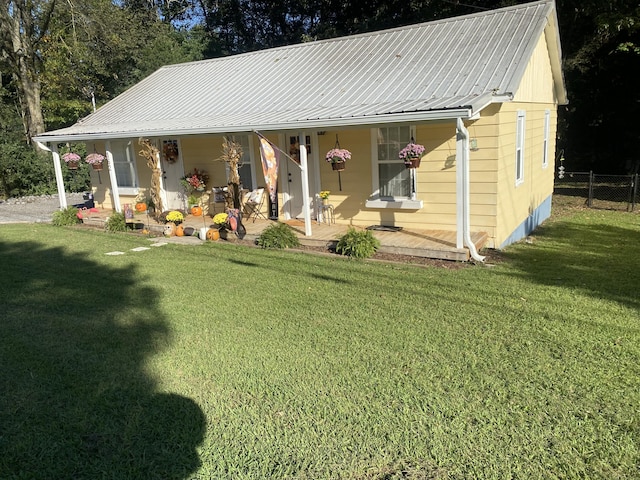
[138, 138, 164, 220]
[220, 137, 242, 209]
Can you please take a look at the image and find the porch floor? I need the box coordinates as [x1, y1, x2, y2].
[80, 209, 488, 262]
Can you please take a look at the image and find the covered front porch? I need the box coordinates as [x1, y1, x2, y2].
[79, 208, 488, 262]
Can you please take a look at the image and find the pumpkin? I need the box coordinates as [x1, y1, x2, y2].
[163, 222, 176, 236]
[135, 202, 147, 212]
[191, 205, 203, 216]
[206, 228, 220, 241]
[183, 227, 196, 236]
[175, 224, 185, 236]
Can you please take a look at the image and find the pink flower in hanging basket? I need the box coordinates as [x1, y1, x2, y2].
[325, 148, 351, 163]
[85, 153, 105, 165]
[398, 142, 425, 163]
[62, 152, 81, 163]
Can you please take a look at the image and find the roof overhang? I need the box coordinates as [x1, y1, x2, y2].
[33, 107, 474, 144]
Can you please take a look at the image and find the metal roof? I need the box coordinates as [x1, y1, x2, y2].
[35, 0, 565, 142]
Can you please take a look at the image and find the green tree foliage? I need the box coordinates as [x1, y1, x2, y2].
[41, 0, 206, 129]
[0, 0, 55, 140]
[0, 0, 205, 199]
[556, 0, 640, 173]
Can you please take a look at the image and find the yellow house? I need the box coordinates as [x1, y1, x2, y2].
[34, 0, 566, 255]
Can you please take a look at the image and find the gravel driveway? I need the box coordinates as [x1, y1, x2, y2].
[0, 193, 86, 224]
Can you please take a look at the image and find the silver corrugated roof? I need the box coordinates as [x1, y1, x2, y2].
[36, 0, 565, 142]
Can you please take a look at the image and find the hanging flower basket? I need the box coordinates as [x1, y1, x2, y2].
[399, 141, 425, 169]
[86, 152, 105, 171]
[326, 148, 351, 171]
[62, 152, 81, 170]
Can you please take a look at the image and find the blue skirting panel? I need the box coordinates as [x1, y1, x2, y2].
[499, 194, 552, 248]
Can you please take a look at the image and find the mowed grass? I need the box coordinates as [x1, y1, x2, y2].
[0, 202, 639, 479]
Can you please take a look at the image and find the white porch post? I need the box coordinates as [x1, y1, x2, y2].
[51, 144, 67, 210]
[455, 122, 464, 249]
[299, 133, 312, 236]
[105, 141, 122, 213]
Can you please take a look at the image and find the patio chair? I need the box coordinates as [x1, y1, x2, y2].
[243, 188, 267, 222]
[209, 186, 228, 214]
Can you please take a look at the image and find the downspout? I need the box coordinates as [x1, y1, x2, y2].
[456, 118, 485, 263]
[36, 141, 67, 210]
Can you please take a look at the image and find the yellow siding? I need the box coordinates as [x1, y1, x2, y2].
[494, 102, 557, 246]
[513, 33, 556, 104]
[181, 135, 227, 185]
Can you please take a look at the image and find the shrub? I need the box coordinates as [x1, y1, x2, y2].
[51, 206, 81, 226]
[335, 228, 380, 259]
[105, 212, 127, 232]
[256, 222, 300, 249]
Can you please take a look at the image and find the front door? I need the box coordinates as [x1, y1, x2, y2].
[160, 139, 185, 210]
[284, 133, 316, 219]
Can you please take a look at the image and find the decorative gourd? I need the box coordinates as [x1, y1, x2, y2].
[191, 205, 203, 216]
[135, 202, 147, 212]
[175, 224, 185, 236]
[163, 222, 176, 236]
[206, 228, 220, 241]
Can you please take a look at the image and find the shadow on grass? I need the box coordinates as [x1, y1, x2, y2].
[499, 218, 640, 311]
[0, 240, 205, 479]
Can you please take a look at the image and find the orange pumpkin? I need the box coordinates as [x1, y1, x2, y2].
[191, 205, 203, 216]
[135, 202, 147, 212]
[175, 224, 185, 236]
[206, 228, 220, 241]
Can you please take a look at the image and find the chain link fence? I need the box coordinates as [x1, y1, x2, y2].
[554, 172, 639, 211]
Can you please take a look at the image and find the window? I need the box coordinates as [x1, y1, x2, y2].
[233, 135, 256, 190]
[374, 126, 413, 198]
[542, 110, 550, 169]
[515, 110, 525, 186]
[110, 140, 138, 190]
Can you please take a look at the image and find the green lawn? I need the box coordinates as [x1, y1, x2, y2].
[1, 203, 639, 479]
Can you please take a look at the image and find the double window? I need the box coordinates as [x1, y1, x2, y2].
[374, 126, 414, 198]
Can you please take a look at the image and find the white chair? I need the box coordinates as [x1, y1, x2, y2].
[243, 188, 266, 222]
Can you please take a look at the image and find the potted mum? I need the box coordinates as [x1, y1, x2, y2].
[85, 152, 105, 171]
[165, 210, 184, 225]
[212, 212, 229, 239]
[325, 148, 351, 171]
[399, 142, 425, 169]
[62, 152, 81, 170]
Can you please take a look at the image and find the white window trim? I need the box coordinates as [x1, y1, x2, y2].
[542, 110, 550, 169]
[112, 139, 139, 191]
[366, 125, 423, 210]
[515, 110, 525, 186]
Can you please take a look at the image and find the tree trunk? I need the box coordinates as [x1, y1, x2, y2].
[16, 56, 45, 140]
[1, 0, 52, 142]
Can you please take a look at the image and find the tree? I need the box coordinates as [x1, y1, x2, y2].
[0, 0, 56, 142]
[556, 0, 640, 173]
